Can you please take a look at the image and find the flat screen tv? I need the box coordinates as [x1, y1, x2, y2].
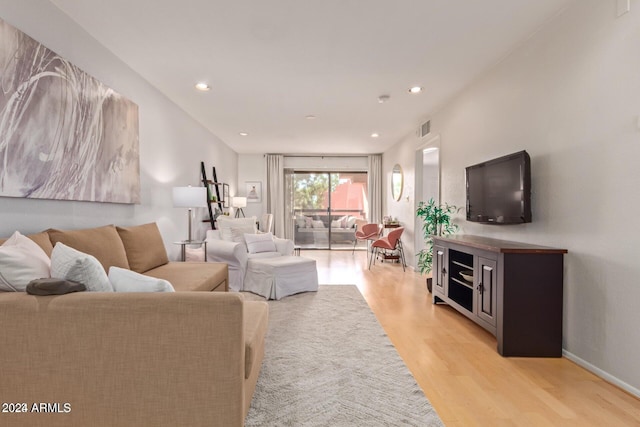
[466, 150, 531, 224]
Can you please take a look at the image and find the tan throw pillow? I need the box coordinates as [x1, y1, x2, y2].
[47, 225, 130, 272]
[116, 223, 169, 273]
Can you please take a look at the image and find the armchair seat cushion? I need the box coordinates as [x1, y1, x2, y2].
[247, 252, 282, 260]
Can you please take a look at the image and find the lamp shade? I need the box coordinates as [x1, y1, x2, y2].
[173, 186, 207, 208]
[231, 196, 247, 208]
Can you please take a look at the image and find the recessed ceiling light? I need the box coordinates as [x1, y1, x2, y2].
[408, 86, 423, 94]
[239, 132, 249, 136]
[195, 82, 211, 91]
[371, 133, 380, 138]
[305, 115, 317, 120]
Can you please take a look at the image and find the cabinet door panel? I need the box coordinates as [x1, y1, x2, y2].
[476, 257, 497, 327]
[433, 245, 447, 295]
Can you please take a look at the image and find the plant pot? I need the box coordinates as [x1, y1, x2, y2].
[426, 277, 432, 293]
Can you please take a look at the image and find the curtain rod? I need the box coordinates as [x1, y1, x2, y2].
[264, 153, 382, 158]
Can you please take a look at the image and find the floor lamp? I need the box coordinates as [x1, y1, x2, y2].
[232, 196, 247, 218]
[173, 186, 207, 242]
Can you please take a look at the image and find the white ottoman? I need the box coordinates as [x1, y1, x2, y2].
[244, 256, 318, 300]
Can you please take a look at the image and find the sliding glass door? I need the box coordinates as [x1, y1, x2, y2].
[290, 171, 368, 249]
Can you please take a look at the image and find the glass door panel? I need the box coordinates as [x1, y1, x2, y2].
[292, 173, 330, 249]
[292, 171, 369, 250]
[329, 172, 368, 249]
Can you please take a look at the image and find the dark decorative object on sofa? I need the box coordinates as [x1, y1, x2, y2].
[416, 198, 459, 292]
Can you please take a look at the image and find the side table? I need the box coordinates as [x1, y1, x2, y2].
[173, 240, 207, 262]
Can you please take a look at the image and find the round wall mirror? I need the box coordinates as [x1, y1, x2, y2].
[391, 164, 404, 201]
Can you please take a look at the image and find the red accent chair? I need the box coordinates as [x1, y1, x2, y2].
[353, 223, 382, 254]
[368, 227, 406, 271]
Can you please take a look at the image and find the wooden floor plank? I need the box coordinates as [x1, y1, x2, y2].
[306, 249, 640, 426]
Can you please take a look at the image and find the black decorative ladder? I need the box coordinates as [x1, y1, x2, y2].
[200, 162, 224, 229]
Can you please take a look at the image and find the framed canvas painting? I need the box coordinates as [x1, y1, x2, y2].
[246, 182, 262, 203]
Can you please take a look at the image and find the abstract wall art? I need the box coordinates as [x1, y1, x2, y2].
[0, 18, 140, 204]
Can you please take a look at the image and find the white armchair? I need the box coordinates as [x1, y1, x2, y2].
[205, 227, 294, 292]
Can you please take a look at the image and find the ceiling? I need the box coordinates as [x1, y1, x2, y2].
[51, 0, 572, 155]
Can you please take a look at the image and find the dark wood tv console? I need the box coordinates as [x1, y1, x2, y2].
[432, 235, 567, 357]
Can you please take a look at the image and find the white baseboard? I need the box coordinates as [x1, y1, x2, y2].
[562, 349, 640, 398]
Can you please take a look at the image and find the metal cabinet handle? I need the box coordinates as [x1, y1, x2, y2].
[477, 282, 484, 292]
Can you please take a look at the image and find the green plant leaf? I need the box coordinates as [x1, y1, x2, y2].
[415, 198, 460, 275]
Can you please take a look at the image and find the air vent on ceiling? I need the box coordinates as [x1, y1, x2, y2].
[419, 120, 431, 138]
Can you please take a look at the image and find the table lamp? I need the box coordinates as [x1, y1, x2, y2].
[173, 186, 207, 241]
[232, 196, 247, 218]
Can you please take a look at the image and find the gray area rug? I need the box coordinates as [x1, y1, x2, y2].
[244, 285, 443, 426]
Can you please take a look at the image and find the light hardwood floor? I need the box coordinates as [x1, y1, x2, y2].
[304, 249, 640, 426]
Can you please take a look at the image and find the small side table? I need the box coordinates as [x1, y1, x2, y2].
[173, 240, 207, 262]
[293, 246, 301, 256]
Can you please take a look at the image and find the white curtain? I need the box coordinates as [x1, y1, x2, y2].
[266, 154, 285, 238]
[283, 168, 295, 241]
[368, 154, 383, 224]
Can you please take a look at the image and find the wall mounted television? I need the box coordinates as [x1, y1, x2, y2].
[466, 150, 531, 224]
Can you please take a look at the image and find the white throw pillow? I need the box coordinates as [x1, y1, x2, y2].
[230, 224, 258, 243]
[108, 267, 175, 292]
[244, 233, 277, 254]
[346, 216, 357, 229]
[0, 231, 51, 292]
[217, 216, 257, 241]
[50, 243, 113, 292]
[184, 246, 205, 262]
[312, 220, 325, 229]
[330, 219, 342, 228]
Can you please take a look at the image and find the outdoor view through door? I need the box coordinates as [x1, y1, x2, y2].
[291, 172, 368, 249]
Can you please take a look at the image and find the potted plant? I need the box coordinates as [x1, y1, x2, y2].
[416, 198, 459, 292]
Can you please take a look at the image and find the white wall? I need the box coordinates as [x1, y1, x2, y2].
[386, 0, 640, 393]
[0, 0, 237, 259]
[237, 154, 266, 219]
[383, 135, 419, 268]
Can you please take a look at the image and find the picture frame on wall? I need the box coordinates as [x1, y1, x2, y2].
[246, 181, 262, 203]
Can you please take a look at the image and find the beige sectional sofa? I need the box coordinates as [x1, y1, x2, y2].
[0, 223, 268, 427]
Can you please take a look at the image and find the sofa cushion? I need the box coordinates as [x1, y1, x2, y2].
[0, 232, 54, 257]
[217, 216, 257, 242]
[144, 262, 228, 292]
[230, 224, 257, 243]
[0, 231, 51, 292]
[116, 223, 169, 273]
[243, 300, 269, 379]
[51, 243, 114, 292]
[108, 267, 175, 292]
[47, 225, 129, 272]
